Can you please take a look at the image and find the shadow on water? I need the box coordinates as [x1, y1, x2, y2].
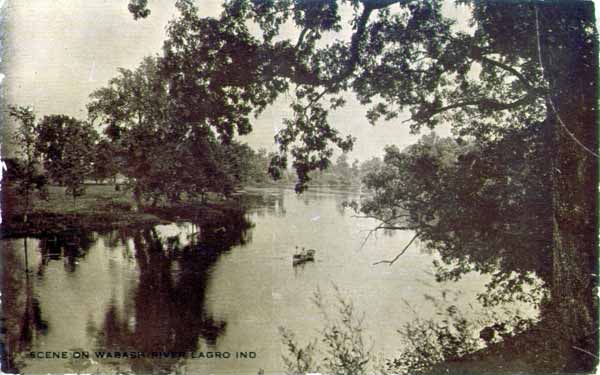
[37, 230, 96, 275]
[239, 188, 287, 217]
[1, 244, 49, 373]
[91, 215, 252, 373]
[1, 207, 253, 374]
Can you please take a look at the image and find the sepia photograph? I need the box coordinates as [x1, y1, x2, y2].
[0, 0, 597, 374]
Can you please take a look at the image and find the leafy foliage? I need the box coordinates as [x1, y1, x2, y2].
[36, 115, 98, 200]
[91, 139, 120, 183]
[279, 327, 320, 375]
[357, 131, 551, 305]
[387, 305, 479, 375]
[280, 288, 372, 375]
[127, 0, 150, 20]
[7, 106, 48, 217]
[88, 57, 253, 204]
[128, 0, 573, 190]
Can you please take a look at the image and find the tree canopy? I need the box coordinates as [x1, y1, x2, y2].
[36, 115, 98, 199]
[87, 56, 262, 204]
[7, 106, 48, 220]
[357, 131, 551, 306]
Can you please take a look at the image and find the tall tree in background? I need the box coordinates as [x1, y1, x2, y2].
[7, 106, 47, 222]
[88, 56, 258, 204]
[334, 153, 352, 183]
[91, 139, 120, 184]
[88, 57, 170, 204]
[36, 115, 98, 200]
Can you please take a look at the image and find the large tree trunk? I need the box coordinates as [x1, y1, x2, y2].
[540, 3, 598, 369]
[550, 106, 597, 345]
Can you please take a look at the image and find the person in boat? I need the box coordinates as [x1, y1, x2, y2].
[293, 246, 316, 260]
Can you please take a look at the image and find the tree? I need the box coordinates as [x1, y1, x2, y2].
[246, 147, 276, 184]
[351, 159, 360, 180]
[7, 106, 48, 222]
[224, 143, 274, 186]
[88, 57, 170, 203]
[130, 0, 597, 365]
[358, 132, 551, 302]
[36, 114, 98, 197]
[358, 156, 383, 179]
[88, 56, 252, 205]
[91, 139, 119, 184]
[333, 153, 352, 184]
[60, 123, 97, 200]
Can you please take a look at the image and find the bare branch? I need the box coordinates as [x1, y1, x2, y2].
[359, 227, 378, 250]
[373, 232, 419, 266]
[351, 214, 410, 220]
[358, 221, 415, 250]
[379, 226, 415, 230]
[302, 88, 331, 112]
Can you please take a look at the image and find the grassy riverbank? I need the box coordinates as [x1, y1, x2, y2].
[1, 184, 242, 238]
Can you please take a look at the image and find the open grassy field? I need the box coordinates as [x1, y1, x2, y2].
[30, 184, 135, 214]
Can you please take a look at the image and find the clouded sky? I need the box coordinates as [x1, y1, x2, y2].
[1, 0, 459, 160]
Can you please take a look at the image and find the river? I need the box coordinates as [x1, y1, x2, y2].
[1, 187, 536, 374]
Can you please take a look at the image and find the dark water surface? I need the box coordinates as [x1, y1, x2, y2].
[1, 187, 536, 374]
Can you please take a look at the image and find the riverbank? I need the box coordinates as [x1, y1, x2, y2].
[0, 184, 244, 238]
[432, 317, 596, 374]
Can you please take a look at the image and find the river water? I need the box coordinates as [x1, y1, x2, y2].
[1, 187, 536, 374]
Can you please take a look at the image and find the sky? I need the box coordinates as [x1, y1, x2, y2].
[0, 0, 466, 161]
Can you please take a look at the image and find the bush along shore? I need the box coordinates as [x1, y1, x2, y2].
[0, 184, 245, 239]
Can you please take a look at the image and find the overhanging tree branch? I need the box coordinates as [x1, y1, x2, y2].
[373, 232, 419, 266]
[479, 56, 536, 91]
[414, 93, 539, 123]
[359, 220, 416, 250]
[277, 1, 404, 89]
[295, 26, 310, 49]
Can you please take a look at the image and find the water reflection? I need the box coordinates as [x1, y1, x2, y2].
[241, 186, 356, 217]
[2, 210, 252, 374]
[1, 242, 48, 372]
[240, 188, 287, 217]
[94, 214, 252, 373]
[38, 231, 95, 274]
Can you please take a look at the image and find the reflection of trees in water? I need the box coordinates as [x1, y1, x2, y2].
[298, 187, 356, 214]
[2, 232, 94, 372]
[333, 189, 354, 216]
[37, 230, 96, 275]
[241, 189, 287, 217]
[1, 241, 48, 373]
[88, 213, 252, 373]
[101, 229, 134, 254]
[240, 187, 358, 217]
